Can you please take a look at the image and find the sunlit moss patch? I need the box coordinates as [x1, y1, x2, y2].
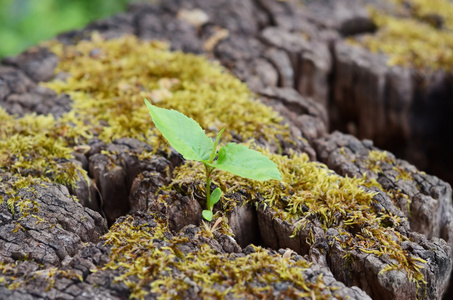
[43, 33, 288, 145]
[362, 150, 413, 214]
[392, 0, 453, 31]
[351, 0, 453, 70]
[102, 214, 343, 299]
[0, 261, 83, 292]
[364, 150, 393, 174]
[0, 109, 88, 187]
[365, 150, 413, 181]
[2, 32, 289, 220]
[171, 147, 426, 293]
[0, 107, 90, 219]
[0, 174, 42, 224]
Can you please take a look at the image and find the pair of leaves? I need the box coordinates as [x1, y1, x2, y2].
[145, 99, 282, 221]
[202, 187, 221, 221]
[145, 100, 282, 182]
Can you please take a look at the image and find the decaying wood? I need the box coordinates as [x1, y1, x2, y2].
[1, 0, 452, 299]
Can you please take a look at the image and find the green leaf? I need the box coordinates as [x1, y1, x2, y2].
[202, 210, 213, 221]
[209, 187, 222, 207]
[145, 100, 214, 161]
[209, 143, 282, 181]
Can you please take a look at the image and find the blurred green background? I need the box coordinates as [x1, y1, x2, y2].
[0, 0, 135, 59]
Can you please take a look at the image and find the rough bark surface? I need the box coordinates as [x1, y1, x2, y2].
[0, 0, 452, 299]
[331, 34, 453, 185]
[314, 131, 453, 248]
[0, 175, 107, 266]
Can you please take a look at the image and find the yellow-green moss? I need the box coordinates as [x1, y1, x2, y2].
[392, 0, 453, 31]
[365, 150, 392, 174]
[0, 108, 90, 219]
[102, 214, 342, 299]
[2, 32, 289, 220]
[43, 33, 288, 146]
[0, 111, 87, 186]
[351, 0, 453, 70]
[363, 150, 413, 214]
[365, 150, 413, 181]
[0, 31, 427, 296]
[0, 261, 82, 292]
[173, 146, 378, 227]
[171, 147, 426, 293]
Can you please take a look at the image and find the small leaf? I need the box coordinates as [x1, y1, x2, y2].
[145, 100, 213, 161]
[209, 187, 222, 206]
[209, 143, 282, 181]
[202, 210, 213, 221]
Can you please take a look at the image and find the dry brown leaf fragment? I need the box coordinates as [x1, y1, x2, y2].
[203, 28, 229, 52]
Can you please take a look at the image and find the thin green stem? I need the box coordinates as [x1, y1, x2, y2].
[204, 162, 212, 210]
[203, 129, 224, 217]
[208, 128, 224, 162]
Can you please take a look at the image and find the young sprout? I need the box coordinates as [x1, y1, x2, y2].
[145, 99, 281, 221]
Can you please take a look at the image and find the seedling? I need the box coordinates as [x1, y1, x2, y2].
[145, 99, 282, 221]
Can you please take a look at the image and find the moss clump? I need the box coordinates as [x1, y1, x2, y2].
[43, 33, 288, 146]
[364, 150, 413, 180]
[0, 108, 90, 220]
[393, 0, 453, 31]
[2, 32, 289, 219]
[0, 261, 82, 292]
[0, 174, 41, 222]
[173, 147, 378, 228]
[102, 214, 343, 299]
[365, 150, 393, 174]
[363, 150, 413, 214]
[172, 147, 426, 293]
[0, 109, 88, 187]
[351, 0, 453, 71]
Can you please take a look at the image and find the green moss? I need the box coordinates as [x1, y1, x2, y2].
[362, 150, 413, 214]
[0, 109, 89, 220]
[365, 150, 393, 174]
[392, 0, 453, 31]
[394, 166, 413, 181]
[171, 147, 426, 294]
[173, 147, 378, 225]
[351, 0, 453, 70]
[43, 33, 288, 146]
[364, 150, 413, 181]
[0, 31, 428, 297]
[2, 32, 289, 221]
[0, 261, 83, 292]
[102, 214, 343, 299]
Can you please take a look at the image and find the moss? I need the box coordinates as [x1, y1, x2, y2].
[394, 166, 413, 181]
[0, 110, 86, 185]
[392, 0, 453, 30]
[350, 0, 453, 71]
[364, 150, 413, 181]
[0, 261, 82, 292]
[102, 214, 343, 299]
[173, 146, 377, 226]
[0, 31, 428, 296]
[2, 32, 288, 221]
[362, 150, 413, 214]
[171, 147, 426, 294]
[43, 33, 288, 146]
[365, 150, 393, 174]
[0, 109, 88, 220]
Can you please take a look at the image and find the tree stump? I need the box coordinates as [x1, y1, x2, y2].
[0, 0, 452, 299]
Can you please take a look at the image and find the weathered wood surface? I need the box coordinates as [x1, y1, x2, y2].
[0, 0, 452, 299]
